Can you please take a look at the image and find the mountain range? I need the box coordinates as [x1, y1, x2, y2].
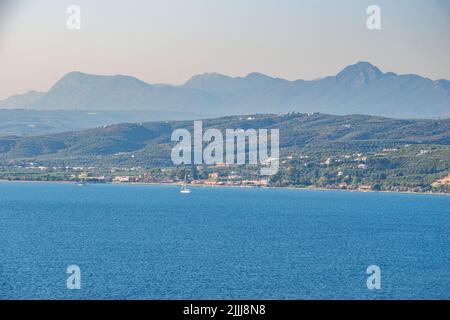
[1, 62, 449, 119]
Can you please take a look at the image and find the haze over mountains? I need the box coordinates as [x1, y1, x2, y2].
[0, 90, 45, 108]
[1, 62, 449, 119]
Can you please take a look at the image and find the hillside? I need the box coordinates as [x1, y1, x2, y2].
[0, 113, 448, 165]
[0, 90, 44, 108]
[0, 113, 449, 192]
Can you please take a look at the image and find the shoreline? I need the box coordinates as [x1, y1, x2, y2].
[1, 179, 448, 197]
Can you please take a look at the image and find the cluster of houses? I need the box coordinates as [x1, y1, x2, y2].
[108, 171, 270, 187]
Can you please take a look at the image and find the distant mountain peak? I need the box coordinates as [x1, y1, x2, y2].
[59, 71, 101, 83]
[51, 71, 152, 92]
[28, 71, 157, 110]
[60, 71, 148, 82]
[337, 61, 383, 77]
[64, 70, 86, 77]
[0, 90, 45, 108]
[183, 73, 233, 91]
[336, 61, 384, 87]
[184, 72, 231, 84]
[246, 72, 269, 78]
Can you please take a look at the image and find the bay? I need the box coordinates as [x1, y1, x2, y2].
[0, 182, 449, 299]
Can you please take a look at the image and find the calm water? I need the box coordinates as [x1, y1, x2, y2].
[0, 182, 449, 299]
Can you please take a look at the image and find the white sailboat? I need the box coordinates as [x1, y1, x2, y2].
[180, 173, 191, 194]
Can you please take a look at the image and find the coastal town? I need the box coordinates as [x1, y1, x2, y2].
[1, 145, 449, 194]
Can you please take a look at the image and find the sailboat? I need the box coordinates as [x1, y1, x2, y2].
[180, 173, 191, 194]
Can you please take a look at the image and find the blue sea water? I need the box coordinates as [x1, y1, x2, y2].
[0, 182, 449, 300]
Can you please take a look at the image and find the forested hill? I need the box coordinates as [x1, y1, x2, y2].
[0, 113, 449, 166]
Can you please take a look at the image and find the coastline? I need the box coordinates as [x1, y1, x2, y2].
[1, 179, 448, 197]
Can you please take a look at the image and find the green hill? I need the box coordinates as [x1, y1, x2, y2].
[0, 113, 448, 161]
[0, 113, 449, 192]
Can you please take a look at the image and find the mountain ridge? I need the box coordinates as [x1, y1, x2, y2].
[0, 90, 45, 108]
[1, 62, 449, 119]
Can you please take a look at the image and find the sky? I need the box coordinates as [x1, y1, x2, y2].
[0, 0, 449, 99]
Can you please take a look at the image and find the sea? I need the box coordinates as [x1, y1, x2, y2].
[0, 182, 449, 299]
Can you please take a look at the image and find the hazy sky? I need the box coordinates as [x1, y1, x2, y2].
[0, 0, 449, 99]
